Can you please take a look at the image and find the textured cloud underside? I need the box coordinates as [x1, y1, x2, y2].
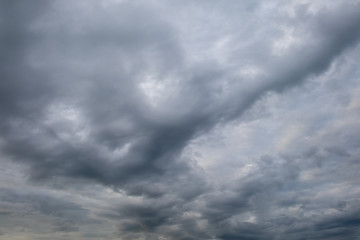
[1, 1, 360, 239]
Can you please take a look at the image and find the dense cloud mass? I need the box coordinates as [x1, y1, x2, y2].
[1, 0, 360, 239]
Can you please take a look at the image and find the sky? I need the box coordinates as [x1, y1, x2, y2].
[1, 0, 360, 239]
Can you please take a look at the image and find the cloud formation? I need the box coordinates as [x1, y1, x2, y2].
[1, 0, 360, 239]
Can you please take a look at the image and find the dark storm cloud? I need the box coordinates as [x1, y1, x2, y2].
[1, 0, 360, 239]
[0, 0, 54, 119]
[0, 0, 187, 188]
[1, 0, 360, 189]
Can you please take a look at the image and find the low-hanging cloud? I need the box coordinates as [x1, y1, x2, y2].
[1, 0, 360, 239]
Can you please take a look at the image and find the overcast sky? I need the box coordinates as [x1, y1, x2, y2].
[1, 0, 360, 239]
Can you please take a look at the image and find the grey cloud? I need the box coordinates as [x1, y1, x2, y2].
[1, 0, 360, 239]
[3, 0, 360, 190]
[0, 0, 54, 119]
[0, 187, 94, 235]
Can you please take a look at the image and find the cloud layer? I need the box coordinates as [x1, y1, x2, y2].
[1, 0, 360, 239]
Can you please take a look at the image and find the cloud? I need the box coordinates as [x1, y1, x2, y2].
[0, 187, 93, 235]
[1, 0, 360, 239]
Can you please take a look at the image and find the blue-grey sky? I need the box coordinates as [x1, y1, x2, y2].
[1, 0, 360, 239]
